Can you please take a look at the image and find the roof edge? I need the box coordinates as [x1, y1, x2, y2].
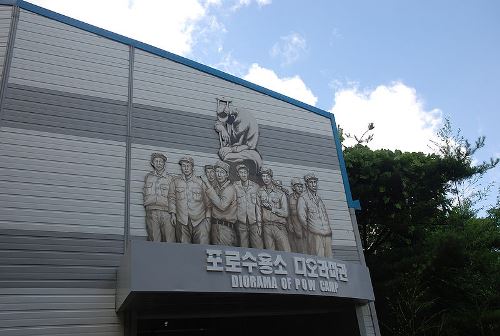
[329, 114, 361, 210]
[17, 0, 330, 118]
[10, 0, 360, 209]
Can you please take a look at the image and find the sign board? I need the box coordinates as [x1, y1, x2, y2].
[116, 240, 374, 311]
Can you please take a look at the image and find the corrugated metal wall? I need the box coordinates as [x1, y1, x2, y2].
[0, 5, 11, 84]
[0, 7, 125, 336]
[0, 4, 372, 335]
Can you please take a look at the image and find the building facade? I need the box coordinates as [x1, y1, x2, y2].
[0, 1, 380, 335]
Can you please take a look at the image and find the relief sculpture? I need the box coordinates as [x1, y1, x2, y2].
[168, 156, 211, 244]
[288, 177, 305, 253]
[202, 161, 238, 246]
[257, 167, 291, 252]
[143, 98, 334, 258]
[233, 164, 262, 249]
[298, 173, 332, 257]
[214, 99, 262, 175]
[143, 153, 174, 242]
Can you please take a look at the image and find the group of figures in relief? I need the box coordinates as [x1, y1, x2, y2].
[143, 98, 333, 258]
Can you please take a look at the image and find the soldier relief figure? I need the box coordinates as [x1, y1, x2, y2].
[168, 156, 210, 245]
[202, 161, 238, 247]
[298, 173, 333, 258]
[143, 153, 174, 242]
[142, 98, 335, 258]
[233, 164, 262, 249]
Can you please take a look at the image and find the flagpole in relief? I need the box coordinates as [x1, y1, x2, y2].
[216, 98, 231, 149]
[216, 98, 223, 148]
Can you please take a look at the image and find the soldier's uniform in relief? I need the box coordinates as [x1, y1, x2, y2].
[144, 171, 174, 242]
[257, 185, 291, 252]
[205, 180, 238, 246]
[168, 174, 210, 244]
[234, 180, 262, 248]
[288, 191, 305, 253]
[297, 189, 332, 258]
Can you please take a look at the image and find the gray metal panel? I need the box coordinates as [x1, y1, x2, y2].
[0, 167, 125, 191]
[332, 245, 361, 263]
[0, 127, 125, 235]
[0, 232, 122, 335]
[132, 103, 340, 170]
[0, 228, 122, 288]
[0, 286, 122, 335]
[1, 119, 125, 142]
[134, 50, 332, 136]
[1, 83, 340, 169]
[2, 83, 127, 141]
[0, 5, 12, 85]
[8, 10, 129, 102]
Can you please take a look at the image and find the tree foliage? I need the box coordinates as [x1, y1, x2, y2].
[342, 121, 500, 336]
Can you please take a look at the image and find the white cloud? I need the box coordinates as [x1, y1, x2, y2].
[212, 50, 247, 77]
[27, 0, 221, 56]
[256, 0, 272, 7]
[330, 82, 443, 153]
[243, 64, 318, 106]
[270, 32, 307, 66]
[230, 0, 271, 11]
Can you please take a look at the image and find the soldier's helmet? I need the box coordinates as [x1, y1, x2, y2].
[215, 160, 230, 174]
[178, 156, 194, 166]
[304, 173, 318, 182]
[150, 152, 167, 164]
[236, 164, 249, 173]
[259, 166, 273, 177]
[291, 177, 303, 186]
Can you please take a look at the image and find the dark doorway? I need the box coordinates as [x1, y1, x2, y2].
[136, 309, 359, 336]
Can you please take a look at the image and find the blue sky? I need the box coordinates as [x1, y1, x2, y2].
[28, 0, 499, 211]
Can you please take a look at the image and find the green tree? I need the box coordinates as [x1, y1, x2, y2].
[430, 119, 499, 213]
[423, 204, 500, 335]
[342, 121, 499, 336]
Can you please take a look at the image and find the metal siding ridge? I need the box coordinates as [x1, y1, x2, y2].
[0, 4, 18, 125]
[124, 46, 133, 251]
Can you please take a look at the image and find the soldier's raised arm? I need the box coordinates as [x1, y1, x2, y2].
[205, 183, 236, 211]
[271, 192, 289, 218]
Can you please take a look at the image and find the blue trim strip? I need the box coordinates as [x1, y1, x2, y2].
[329, 114, 361, 210]
[14, 0, 360, 209]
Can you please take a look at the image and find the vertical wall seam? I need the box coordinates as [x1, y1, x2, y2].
[355, 305, 368, 336]
[124, 45, 134, 251]
[328, 113, 361, 210]
[349, 208, 367, 265]
[369, 301, 382, 336]
[0, 5, 19, 126]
